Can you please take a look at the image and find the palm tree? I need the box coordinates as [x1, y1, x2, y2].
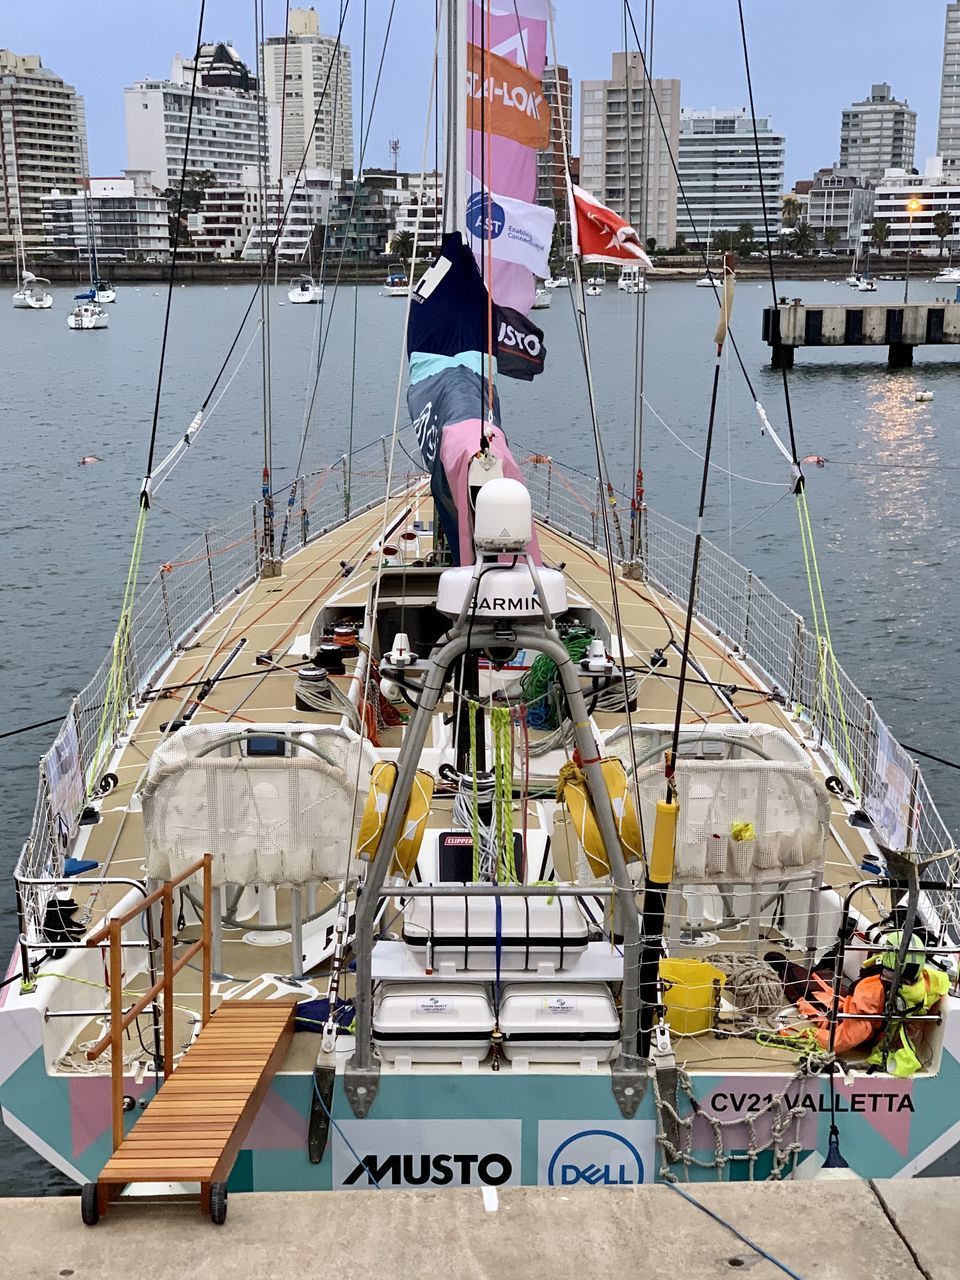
[712, 229, 735, 253]
[823, 226, 841, 251]
[932, 210, 955, 258]
[737, 222, 755, 251]
[390, 230, 415, 263]
[870, 219, 891, 257]
[791, 220, 815, 256]
[781, 196, 801, 229]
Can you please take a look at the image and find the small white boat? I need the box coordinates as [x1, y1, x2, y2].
[586, 285, 602, 297]
[531, 287, 552, 310]
[12, 271, 53, 310]
[857, 277, 877, 293]
[287, 274, 323, 304]
[933, 266, 960, 284]
[94, 279, 117, 304]
[544, 274, 569, 289]
[915, 390, 934, 402]
[382, 262, 410, 297]
[67, 291, 109, 330]
[618, 265, 649, 293]
[846, 274, 861, 288]
[695, 274, 719, 289]
[586, 275, 604, 287]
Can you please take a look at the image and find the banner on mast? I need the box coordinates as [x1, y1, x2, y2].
[465, 188, 554, 279]
[569, 183, 653, 269]
[466, 43, 550, 149]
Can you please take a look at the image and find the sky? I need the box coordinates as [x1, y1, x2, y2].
[1, 1, 950, 188]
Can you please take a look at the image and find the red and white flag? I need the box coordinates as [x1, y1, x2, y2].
[568, 183, 653, 269]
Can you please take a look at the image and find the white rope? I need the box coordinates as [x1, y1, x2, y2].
[640, 394, 788, 489]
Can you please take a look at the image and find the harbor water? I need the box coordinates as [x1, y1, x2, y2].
[2, 274, 958, 1192]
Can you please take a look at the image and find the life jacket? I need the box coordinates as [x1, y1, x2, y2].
[797, 971, 886, 1053]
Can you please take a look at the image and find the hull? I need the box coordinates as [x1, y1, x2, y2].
[67, 307, 108, 330]
[382, 285, 409, 297]
[12, 290, 52, 309]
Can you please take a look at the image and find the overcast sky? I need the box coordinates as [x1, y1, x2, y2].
[3, 1, 949, 187]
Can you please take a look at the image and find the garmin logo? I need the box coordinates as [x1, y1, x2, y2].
[545, 1129, 646, 1187]
[476, 595, 540, 612]
[345, 1152, 513, 1187]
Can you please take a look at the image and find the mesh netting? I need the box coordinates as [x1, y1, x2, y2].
[603, 722, 809, 770]
[141, 724, 376, 887]
[633, 755, 830, 881]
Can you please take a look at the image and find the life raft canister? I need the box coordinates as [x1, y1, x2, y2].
[356, 760, 435, 878]
[556, 757, 642, 876]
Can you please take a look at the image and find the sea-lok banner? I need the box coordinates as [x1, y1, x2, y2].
[466, 43, 550, 150]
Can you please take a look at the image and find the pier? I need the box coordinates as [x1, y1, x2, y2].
[2, 1179, 955, 1279]
[762, 299, 960, 367]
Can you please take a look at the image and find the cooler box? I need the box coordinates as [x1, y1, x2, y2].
[402, 889, 589, 971]
[498, 982, 621, 1064]
[372, 982, 494, 1064]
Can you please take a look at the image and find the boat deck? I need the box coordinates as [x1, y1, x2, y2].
[45, 492, 888, 1080]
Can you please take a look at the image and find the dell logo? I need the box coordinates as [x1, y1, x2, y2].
[547, 1130, 645, 1188]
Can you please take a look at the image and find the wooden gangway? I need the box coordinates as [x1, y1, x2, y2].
[79, 856, 297, 1225]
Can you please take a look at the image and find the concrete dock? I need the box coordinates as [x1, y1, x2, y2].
[762, 299, 960, 366]
[2, 1179, 956, 1279]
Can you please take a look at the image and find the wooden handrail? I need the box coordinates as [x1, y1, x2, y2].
[84, 853, 213, 1150]
[85, 855, 209, 946]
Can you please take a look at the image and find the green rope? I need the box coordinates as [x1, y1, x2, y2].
[491, 705, 517, 883]
[89, 504, 149, 789]
[520, 625, 593, 728]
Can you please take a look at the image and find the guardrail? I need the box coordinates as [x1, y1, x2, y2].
[13, 437, 958, 952]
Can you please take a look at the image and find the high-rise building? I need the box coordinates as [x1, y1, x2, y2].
[806, 167, 874, 252]
[868, 158, 959, 256]
[261, 7, 353, 177]
[124, 43, 277, 192]
[43, 176, 168, 261]
[579, 53, 679, 250]
[676, 108, 785, 243]
[538, 65, 572, 246]
[839, 84, 916, 184]
[938, 2, 960, 174]
[0, 49, 87, 259]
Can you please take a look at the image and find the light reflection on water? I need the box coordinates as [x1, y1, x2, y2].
[1, 275, 959, 1190]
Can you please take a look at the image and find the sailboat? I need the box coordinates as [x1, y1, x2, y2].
[67, 178, 110, 329]
[4, 1, 960, 1215]
[10, 162, 52, 309]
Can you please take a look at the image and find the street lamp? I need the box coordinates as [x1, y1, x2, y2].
[903, 197, 922, 304]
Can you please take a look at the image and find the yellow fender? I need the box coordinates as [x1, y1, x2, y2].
[356, 760, 435, 879]
[556, 758, 642, 877]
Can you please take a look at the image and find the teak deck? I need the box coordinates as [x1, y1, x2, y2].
[91, 999, 296, 1222]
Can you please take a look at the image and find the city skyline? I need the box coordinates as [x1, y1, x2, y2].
[1, 1, 950, 188]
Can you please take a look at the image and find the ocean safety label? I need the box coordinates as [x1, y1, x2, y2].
[542, 997, 578, 1015]
[416, 997, 450, 1014]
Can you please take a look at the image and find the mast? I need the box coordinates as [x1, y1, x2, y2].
[442, 0, 467, 235]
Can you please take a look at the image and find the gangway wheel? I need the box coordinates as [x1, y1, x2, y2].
[209, 1181, 228, 1225]
[80, 1182, 99, 1226]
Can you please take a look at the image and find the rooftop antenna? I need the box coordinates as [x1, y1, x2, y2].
[389, 138, 400, 173]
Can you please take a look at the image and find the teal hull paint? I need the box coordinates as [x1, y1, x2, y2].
[4, 1045, 960, 1189]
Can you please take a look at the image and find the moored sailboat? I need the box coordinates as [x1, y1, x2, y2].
[4, 0, 960, 1213]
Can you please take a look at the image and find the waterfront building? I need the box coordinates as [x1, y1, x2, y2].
[261, 6, 353, 177]
[188, 169, 264, 259]
[124, 43, 277, 192]
[325, 170, 412, 261]
[42, 175, 168, 261]
[241, 167, 335, 262]
[388, 171, 444, 261]
[0, 49, 87, 259]
[867, 158, 960, 256]
[938, 2, 960, 175]
[806, 167, 874, 251]
[579, 53, 679, 250]
[839, 84, 916, 184]
[676, 107, 785, 244]
[538, 65, 572, 250]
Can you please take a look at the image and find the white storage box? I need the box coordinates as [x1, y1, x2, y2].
[402, 889, 589, 972]
[373, 982, 494, 1064]
[498, 983, 621, 1064]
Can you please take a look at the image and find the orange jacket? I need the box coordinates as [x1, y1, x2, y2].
[798, 972, 886, 1052]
